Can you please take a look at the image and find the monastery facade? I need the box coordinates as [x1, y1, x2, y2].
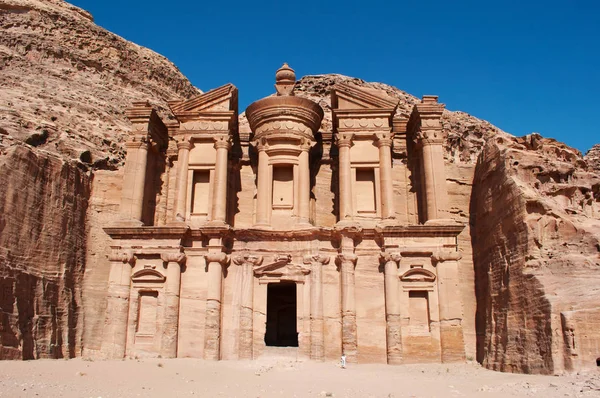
[101, 64, 466, 364]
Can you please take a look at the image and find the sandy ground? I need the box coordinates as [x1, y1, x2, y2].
[0, 357, 598, 398]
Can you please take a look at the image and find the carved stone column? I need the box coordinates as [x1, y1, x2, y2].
[381, 251, 402, 364]
[432, 250, 465, 362]
[211, 135, 231, 223]
[174, 140, 191, 222]
[120, 139, 148, 224]
[412, 95, 448, 222]
[102, 251, 135, 359]
[232, 254, 263, 359]
[204, 251, 228, 360]
[255, 140, 270, 226]
[304, 253, 330, 361]
[376, 133, 395, 219]
[336, 252, 358, 362]
[336, 133, 353, 221]
[298, 139, 312, 225]
[160, 251, 186, 358]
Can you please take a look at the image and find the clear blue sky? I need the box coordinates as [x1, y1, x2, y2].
[70, 0, 599, 153]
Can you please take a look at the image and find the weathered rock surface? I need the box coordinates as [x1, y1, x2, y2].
[0, 0, 199, 167]
[471, 134, 600, 373]
[584, 144, 600, 173]
[0, 0, 197, 359]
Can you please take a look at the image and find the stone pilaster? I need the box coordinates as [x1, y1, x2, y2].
[174, 140, 191, 222]
[211, 135, 231, 223]
[336, 133, 353, 221]
[412, 96, 448, 222]
[254, 139, 271, 227]
[120, 139, 148, 224]
[432, 250, 465, 363]
[160, 251, 186, 358]
[298, 139, 312, 225]
[102, 251, 135, 359]
[203, 251, 229, 360]
[376, 132, 395, 219]
[336, 251, 358, 362]
[232, 253, 263, 360]
[304, 253, 330, 361]
[381, 251, 402, 364]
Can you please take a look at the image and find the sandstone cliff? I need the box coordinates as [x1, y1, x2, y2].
[0, 0, 197, 359]
[471, 134, 600, 373]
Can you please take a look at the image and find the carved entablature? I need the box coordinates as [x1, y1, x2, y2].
[331, 83, 399, 138]
[168, 84, 238, 138]
[253, 254, 310, 284]
[124, 101, 169, 152]
[407, 95, 446, 147]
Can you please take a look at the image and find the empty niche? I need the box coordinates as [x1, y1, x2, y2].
[355, 168, 376, 214]
[408, 291, 430, 335]
[137, 290, 159, 336]
[272, 166, 293, 209]
[191, 170, 210, 215]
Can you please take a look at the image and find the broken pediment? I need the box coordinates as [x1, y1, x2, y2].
[168, 84, 238, 122]
[331, 83, 398, 111]
[400, 268, 436, 283]
[253, 255, 310, 283]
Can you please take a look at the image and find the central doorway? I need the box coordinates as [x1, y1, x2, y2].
[265, 282, 298, 347]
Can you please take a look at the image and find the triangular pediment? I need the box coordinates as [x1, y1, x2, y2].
[169, 83, 238, 116]
[332, 83, 398, 111]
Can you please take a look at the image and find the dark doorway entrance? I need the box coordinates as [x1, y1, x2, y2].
[265, 283, 298, 347]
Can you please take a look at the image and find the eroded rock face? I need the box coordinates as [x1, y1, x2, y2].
[0, 0, 199, 168]
[471, 134, 600, 373]
[0, 0, 197, 359]
[0, 144, 89, 359]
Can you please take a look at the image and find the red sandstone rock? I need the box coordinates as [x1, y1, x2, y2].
[0, 0, 197, 359]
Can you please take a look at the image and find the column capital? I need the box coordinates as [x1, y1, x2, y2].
[213, 135, 232, 150]
[107, 250, 136, 265]
[303, 254, 331, 265]
[431, 250, 462, 264]
[125, 138, 148, 151]
[205, 252, 229, 265]
[232, 253, 263, 266]
[380, 251, 402, 265]
[335, 133, 354, 148]
[252, 137, 269, 151]
[375, 132, 393, 148]
[299, 137, 314, 152]
[414, 130, 444, 147]
[161, 251, 187, 265]
[335, 253, 357, 267]
[177, 140, 192, 151]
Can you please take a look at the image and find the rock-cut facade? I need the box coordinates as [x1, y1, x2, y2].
[99, 64, 469, 364]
